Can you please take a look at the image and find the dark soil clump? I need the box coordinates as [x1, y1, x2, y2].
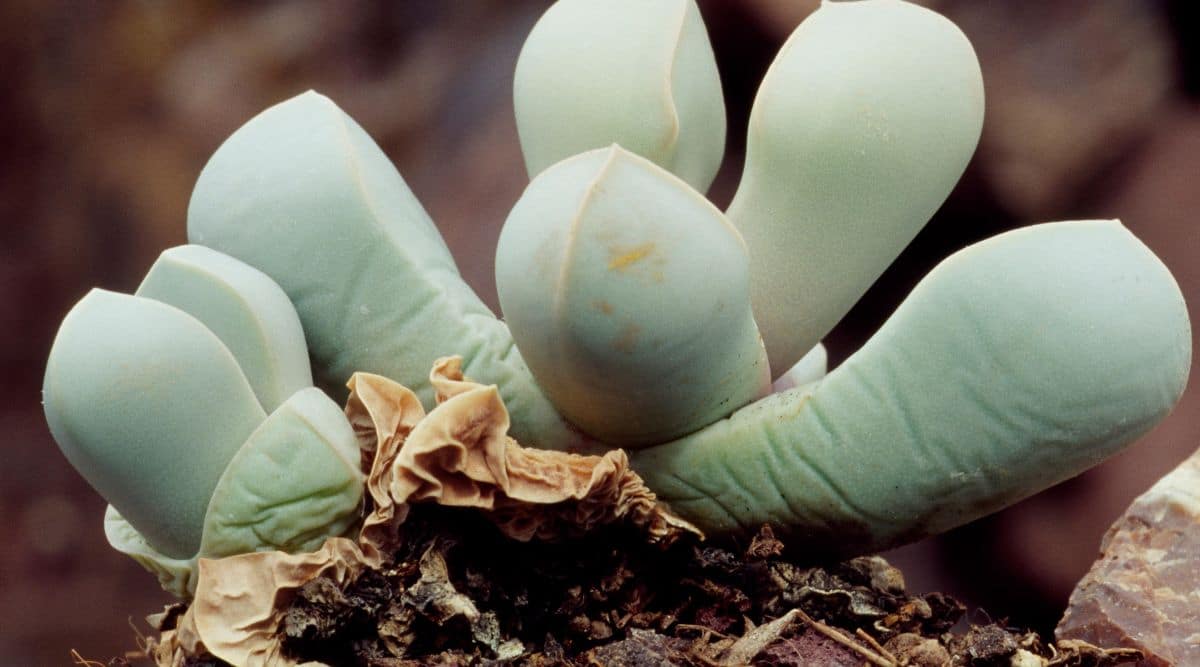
[135, 505, 1142, 666]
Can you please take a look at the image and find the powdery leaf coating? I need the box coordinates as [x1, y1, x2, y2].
[136, 245, 313, 413]
[199, 388, 364, 560]
[106, 388, 369, 597]
[497, 146, 769, 446]
[43, 290, 266, 558]
[514, 0, 725, 192]
[187, 91, 579, 450]
[633, 221, 1191, 556]
[49, 248, 369, 593]
[729, 0, 985, 375]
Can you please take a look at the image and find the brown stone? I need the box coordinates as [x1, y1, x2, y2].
[1057, 447, 1200, 666]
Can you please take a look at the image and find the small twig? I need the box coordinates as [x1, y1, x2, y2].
[69, 650, 106, 667]
[793, 608, 895, 667]
[678, 623, 737, 667]
[720, 609, 801, 665]
[128, 615, 153, 655]
[675, 623, 735, 640]
[856, 628, 898, 663]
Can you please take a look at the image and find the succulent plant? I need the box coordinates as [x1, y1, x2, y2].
[45, 0, 1191, 594]
[729, 0, 985, 375]
[44, 247, 363, 595]
[513, 0, 726, 192]
[185, 89, 583, 451]
[495, 145, 770, 445]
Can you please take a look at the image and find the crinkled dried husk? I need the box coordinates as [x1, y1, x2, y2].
[359, 357, 698, 547]
[394, 357, 699, 542]
[153, 538, 368, 667]
[150, 357, 697, 666]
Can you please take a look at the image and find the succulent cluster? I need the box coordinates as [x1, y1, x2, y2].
[44, 0, 1190, 596]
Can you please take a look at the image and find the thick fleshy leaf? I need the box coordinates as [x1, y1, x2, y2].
[632, 221, 1191, 557]
[103, 390, 366, 597]
[200, 388, 364, 559]
[104, 506, 195, 597]
[514, 0, 725, 192]
[497, 146, 769, 445]
[137, 244, 312, 413]
[729, 0, 985, 375]
[187, 91, 579, 449]
[43, 290, 266, 558]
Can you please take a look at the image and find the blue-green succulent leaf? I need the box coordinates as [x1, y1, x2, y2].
[515, 0, 726, 192]
[136, 244, 313, 413]
[497, 146, 768, 445]
[187, 91, 580, 449]
[43, 290, 266, 558]
[633, 221, 1191, 557]
[729, 0, 985, 375]
[200, 388, 364, 559]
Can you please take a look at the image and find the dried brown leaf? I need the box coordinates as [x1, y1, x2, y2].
[155, 537, 369, 667]
[348, 358, 700, 544]
[157, 358, 696, 665]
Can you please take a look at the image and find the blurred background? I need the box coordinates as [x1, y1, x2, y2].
[2, 0, 1198, 662]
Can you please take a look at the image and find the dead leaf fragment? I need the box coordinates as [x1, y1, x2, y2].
[347, 358, 700, 545]
[402, 541, 479, 625]
[154, 358, 696, 666]
[719, 609, 800, 665]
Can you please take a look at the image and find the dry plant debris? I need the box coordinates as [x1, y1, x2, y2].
[116, 360, 1142, 667]
[133, 520, 1141, 667]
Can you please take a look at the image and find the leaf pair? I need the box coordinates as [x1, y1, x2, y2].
[44, 246, 362, 593]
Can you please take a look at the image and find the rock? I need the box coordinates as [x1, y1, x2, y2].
[1057, 447, 1200, 666]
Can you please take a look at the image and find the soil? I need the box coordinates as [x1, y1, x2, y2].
[111, 506, 1141, 667]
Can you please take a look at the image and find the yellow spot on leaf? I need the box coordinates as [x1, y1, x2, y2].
[608, 243, 656, 271]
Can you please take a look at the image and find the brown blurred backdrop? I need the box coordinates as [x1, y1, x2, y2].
[2, 1, 1197, 662]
